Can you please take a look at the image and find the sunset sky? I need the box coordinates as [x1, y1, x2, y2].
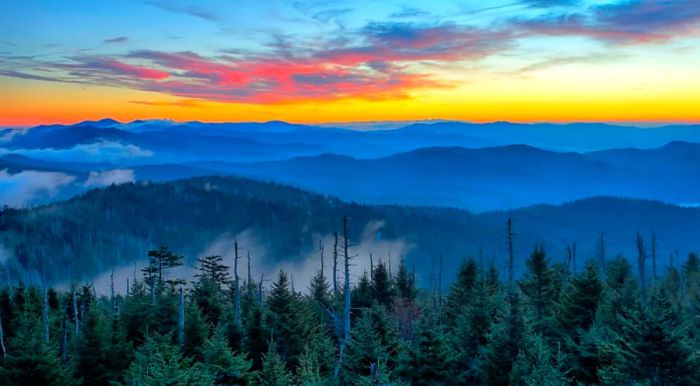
[1, 0, 700, 126]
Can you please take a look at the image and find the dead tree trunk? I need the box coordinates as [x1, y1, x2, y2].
[178, 287, 185, 348]
[72, 286, 80, 336]
[369, 252, 374, 282]
[258, 273, 264, 305]
[0, 310, 6, 359]
[233, 240, 241, 326]
[597, 232, 606, 281]
[438, 253, 443, 308]
[637, 233, 646, 301]
[333, 231, 339, 296]
[319, 239, 325, 282]
[651, 231, 657, 287]
[110, 267, 117, 315]
[247, 252, 254, 298]
[335, 215, 352, 379]
[42, 287, 49, 344]
[60, 312, 67, 361]
[507, 218, 515, 286]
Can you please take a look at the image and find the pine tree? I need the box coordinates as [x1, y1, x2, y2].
[400, 311, 453, 385]
[258, 343, 293, 386]
[444, 258, 479, 325]
[200, 325, 252, 385]
[395, 258, 417, 302]
[182, 300, 209, 360]
[371, 262, 395, 310]
[341, 308, 386, 384]
[519, 246, 558, 340]
[351, 271, 373, 312]
[556, 261, 602, 384]
[125, 333, 213, 386]
[266, 270, 309, 369]
[244, 304, 268, 372]
[0, 315, 74, 386]
[75, 307, 115, 385]
[480, 291, 529, 386]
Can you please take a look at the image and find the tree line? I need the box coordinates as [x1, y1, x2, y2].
[0, 217, 698, 385]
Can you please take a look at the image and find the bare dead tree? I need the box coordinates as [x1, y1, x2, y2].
[438, 253, 443, 308]
[258, 273, 265, 305]
[178, 287, 185, 348]
[335, 215, 353, 379]
[126, 278, 130, 297]
[233, 239, 241, 326]
[637, 232, 646, 301]
[0, 310, 6, 359]
[110, 267, 117, 315]
[333, 231, 339, 296]
[247, 251, 254, 298]
[597, 232, 606, 280]
[507, 218, 515, 286]
[72, 285, 80, 336]
[42, 286, 49, 344]
[319, 239, 325, 282]
[369, 252, 374, 282]
[651, 231, 657, 287]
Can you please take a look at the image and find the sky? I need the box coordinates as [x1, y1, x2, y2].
[1, 0, 699, 126]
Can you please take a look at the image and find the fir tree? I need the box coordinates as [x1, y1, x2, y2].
[125, 333, 213, 386]
[258, 343, 293, 386]
[200, 325, 252, 385]
[519, 246, 558, 340]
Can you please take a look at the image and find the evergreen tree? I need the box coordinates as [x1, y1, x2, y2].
[480, 291, 529, 386]
[266, 270, 309, 369]
[200, 325, 252, 385]
[125, 333, 213, 386]
[341, 308, 387, 384]
[444, 258, 479, 325]
[75, 307, 116, 385]
[400, 311, 453, 385]
[351, 271, 373, 312]
[519, 246, 558, 340]
[371, 262, 395, 310]
[244, 304, 268, 372]
[395, 258, 417, 302]
[0, 315, 74, 386]
[258, 343, 293, 386]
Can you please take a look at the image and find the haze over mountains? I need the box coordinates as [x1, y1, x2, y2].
[1, 176, 697, 285]
[1, 119, 700, 210]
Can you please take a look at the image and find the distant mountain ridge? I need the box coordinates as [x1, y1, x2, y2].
[1, 175, 697, 285]
[2, 141, 700, 211]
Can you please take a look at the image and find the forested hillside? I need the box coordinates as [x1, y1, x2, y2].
[1, 176, 699, 285]
[0, 243, 697, 385]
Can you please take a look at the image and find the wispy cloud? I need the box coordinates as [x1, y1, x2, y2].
[146, 0, 220, 22]
[104, 36, 129, 44]
[519, 0, 700, 43]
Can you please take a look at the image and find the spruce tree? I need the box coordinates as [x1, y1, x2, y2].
[519, 246, 558, 340]
[200, 325, 252, 385]
[266, 270, 309, 369]
[125, 333, 213, 386]
[371, 262, 395, 310]
[258, 343, 293, 386]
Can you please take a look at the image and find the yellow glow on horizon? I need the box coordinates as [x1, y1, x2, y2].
[2, 58, 700, 127]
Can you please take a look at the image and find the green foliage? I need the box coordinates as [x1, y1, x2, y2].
[125, 333, 213, 386]
[0, 241, 699, 385]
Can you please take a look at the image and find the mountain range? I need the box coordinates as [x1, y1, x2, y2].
[0, 175, 696, 286]
[2, 121, 700, 210]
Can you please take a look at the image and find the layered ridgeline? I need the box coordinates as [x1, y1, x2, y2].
[0, 176, 698, 285]
[3, 119, 700, 210]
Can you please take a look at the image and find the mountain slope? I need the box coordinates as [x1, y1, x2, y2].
[0, 176, 697, 285]
[185, 143, 700, 210]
